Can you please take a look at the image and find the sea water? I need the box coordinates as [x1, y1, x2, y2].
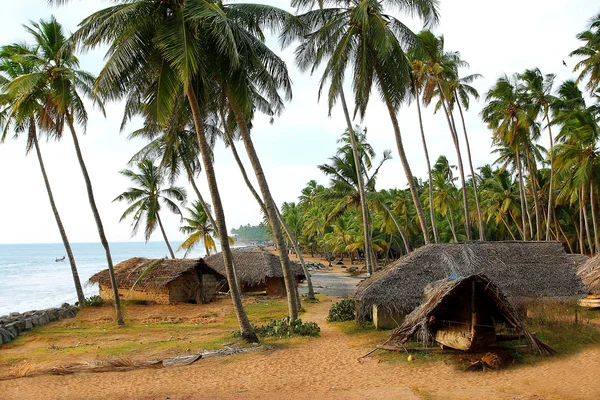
[0, 242, 213, 316]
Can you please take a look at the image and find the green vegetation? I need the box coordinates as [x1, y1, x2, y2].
[252, 318, 320, 338]
[82, 295, 104, 307]
[327, 299, 356, 322]
[230, 224, 270, 242]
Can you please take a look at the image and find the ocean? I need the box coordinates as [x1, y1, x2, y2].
[0, 241, 213, 316]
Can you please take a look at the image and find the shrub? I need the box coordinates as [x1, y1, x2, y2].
[327, 298, 356, 322]
[82, 295, 104, 307]
[232, 317, 320, 338]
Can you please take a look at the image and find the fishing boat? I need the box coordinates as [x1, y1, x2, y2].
[55, 256, 66, 262]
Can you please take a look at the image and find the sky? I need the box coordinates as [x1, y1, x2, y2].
[0, 0, 598, 245]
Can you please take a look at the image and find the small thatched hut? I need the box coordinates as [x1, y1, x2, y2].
[89, 258, 223, 304]
[356, 242, 586, 329]
[385, 274, 554, 355]
[576, 255, 600, 307]
[204, 248, 305, 296]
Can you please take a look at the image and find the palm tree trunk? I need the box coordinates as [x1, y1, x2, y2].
[447, 213, 458, 242]
[509, 209, 525, 239]
[156, 213, 175, 258]
[381, 202, 410, 254]
[583, 186, 594, 255]
[515, 149, 529, 241]
[500, 214, 518, 241]
[579, 192, 585, 254]
[338, 90, 375, 273]
[437, 85, 472, 241]
[376, 79, 430, 244]
[226, 92, 299, 320]
[66, 117, 123, 325]
[180, 155, 219, 237]
[590, 181, 599, 255]
[526, 149, 542, 241]
[415, 86, 439, 243]
[31, 125, 85, 306]
[455, 93, 485, 240]
[545, 110, 555, 241]
[185, 86, 258, 343]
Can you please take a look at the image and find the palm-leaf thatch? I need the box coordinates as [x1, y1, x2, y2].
[356, 242, 586, 316]
[385, 274, 555, 356]
[89, 258, 221, 291]
[204, 248, 305, 286]
[577, 255, 600, 295]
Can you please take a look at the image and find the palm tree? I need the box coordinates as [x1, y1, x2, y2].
[114, 158, 186, 258]
[178, 201, 217, 258]
[570, 12, 600, 95]
[482, 74, 533, 240]
[520, 68, 557, 240]
[0, 43, 86, 306]
[13, 16, 124, 323]
[416, 30, 473, 241]
[291, 0, 440, 256]
[61, 0, 260, 342]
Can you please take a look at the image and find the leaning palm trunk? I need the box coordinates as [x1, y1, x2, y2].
[455, 93, 485, 241]
[447, 212, 458, 242]
[66, 117, 123, 325]
[590, 181, 599, 255]
[338, 90, 375, 273]
[227, 94, 299, 320]
[380, 202, 410, 254]
[376, 78, 430, 244]
[180, 154, 219, 237]
[545, 110, 555, 241]
[437, 84, 471, 240]
[582, 186, 594, 255]
[186, 87, 258, 342]
[415, 86, 439, 243]
[156, 213, 175, 258]
[222, 122, 316, 301]
[579, 194, 585, 254]
[31, 124, 85, 306]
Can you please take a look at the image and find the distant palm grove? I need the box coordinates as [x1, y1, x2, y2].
[0, 1, 599, 340]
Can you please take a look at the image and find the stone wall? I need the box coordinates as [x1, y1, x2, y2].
[0, 303, 79, 345]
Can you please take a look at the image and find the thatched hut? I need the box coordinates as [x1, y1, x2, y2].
[576, 255, 600, 307]
[385, 274, 554, 355]
[356, 242, 586, 329]
[89, 258, 223, 304]
[204, 248, 305, 296]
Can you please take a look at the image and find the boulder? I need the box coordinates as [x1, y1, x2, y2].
[24, 318, 33, 330]
[5, 322, 19, 337]
[0, 327, 15, 343]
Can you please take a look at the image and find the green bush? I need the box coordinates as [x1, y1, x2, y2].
[82, 295, 104, 307]
[327, 298, 356, 322]
[232, 317, 320, 338]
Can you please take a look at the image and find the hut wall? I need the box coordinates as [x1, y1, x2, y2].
[98, 284, 170, 304]
[373, 305, 404, 330]
[202, 273, 217, 300]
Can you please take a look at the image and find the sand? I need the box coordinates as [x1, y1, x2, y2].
[2, 296, 600, 400]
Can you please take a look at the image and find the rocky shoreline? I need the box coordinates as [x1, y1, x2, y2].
[0, 303, 79, 345]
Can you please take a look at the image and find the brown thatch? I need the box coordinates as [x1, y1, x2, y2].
[385, 274, 555, 356]
[204, 248, 305, 286]
[577, 255, 600, 295]
[89, 258, 221, 290]
[356, 242, 586, 316]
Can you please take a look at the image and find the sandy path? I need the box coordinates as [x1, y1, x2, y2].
[2, 299, 600, 400]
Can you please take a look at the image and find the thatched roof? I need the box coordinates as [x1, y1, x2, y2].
[386, 274, 554, 355]
[356, 242, 586, 315]
[204, 248, 305, 286]
[89, 258, 221, 290]
[577, 255, 600, 295]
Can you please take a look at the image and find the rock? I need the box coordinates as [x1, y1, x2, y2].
[5, 322, 19, 337]
[24, 318, 33, 330]
[0, 327, 14, 343]
[10, 312, 20, 317]
[16, 319, 26, 332]
[31, 315, 42, 326]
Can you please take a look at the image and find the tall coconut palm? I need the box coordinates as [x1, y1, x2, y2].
[482, 74, 534, 240]
[290, 0, 440, 260]
[13, 16, 124, 323]
[570, 12, 600, 95]
[416, 30, 473, 240]
[520, 68, 557, 240]
[114, 158, 186, 258]
[0, 44, 86, 306]
[178, 201, 217, 258]
[62, 0, 260, 342]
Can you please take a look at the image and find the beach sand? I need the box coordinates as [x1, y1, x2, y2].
[2, 295, 600, 400]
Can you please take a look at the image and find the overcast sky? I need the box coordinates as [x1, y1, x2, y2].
[0, 0, 597, 245]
